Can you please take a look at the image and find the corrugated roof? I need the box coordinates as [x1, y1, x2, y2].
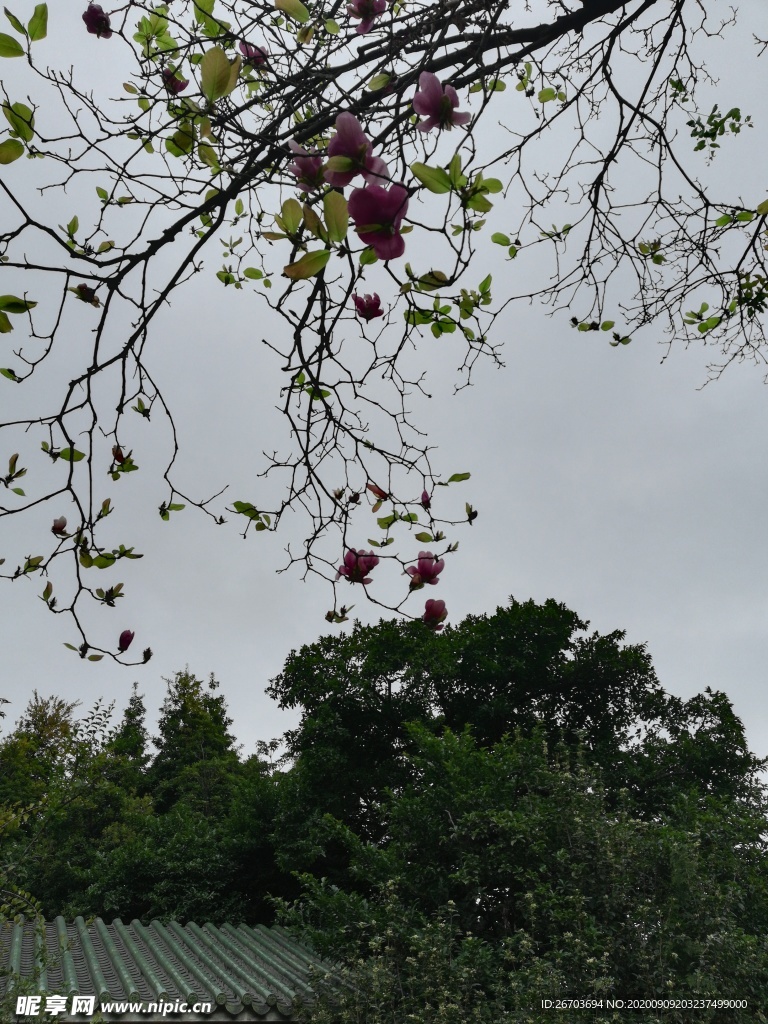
[0, 917, 340, 1021]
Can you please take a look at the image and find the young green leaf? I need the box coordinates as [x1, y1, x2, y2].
[283, 249, 331, 280]
[323, 190, 349, 243]
[0, 31, 24, 57]
[275, 0, 310, 23]
[27, 3, 46, 40]
[411, 162, 452, 194]
[58, 447, 85, 462]
[0, 138, 23, 163]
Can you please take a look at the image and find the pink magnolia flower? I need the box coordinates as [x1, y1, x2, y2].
[423, 598, 448, 631]
[412, 72, 471, 132]
[239, 41, 268, 66]
[347, 0, 388, 34]
[51, 516, 67, 535]
[348, 183, 409, 261]
[367, 482, 388, 500]
[287, 140, 326, 192]
[83, 4, 112, 38]
[407, 551, 444, 589]
[353, 293, 384, 321]
[420, 490, 431, 511]
[118, 629, 134, 653]
[337, 548, 380, 584]
[162, 69, 189, 95]
[324, 113, 389, 188]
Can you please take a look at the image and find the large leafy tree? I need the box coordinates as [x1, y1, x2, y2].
[0, 0, 764, 659]
[281, 726, 768, 1023]
[266, 598, 767, 896]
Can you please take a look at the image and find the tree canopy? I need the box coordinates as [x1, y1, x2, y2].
[1, 602, 767, 1016]
[0, 0, 764, 659]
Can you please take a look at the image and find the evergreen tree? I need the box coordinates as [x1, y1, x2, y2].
[147, 669, 240, 816]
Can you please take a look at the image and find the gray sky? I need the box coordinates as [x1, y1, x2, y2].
[2, 1, 767, 765]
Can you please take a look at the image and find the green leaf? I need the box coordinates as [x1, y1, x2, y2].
[411, 162, 452, 194]
[359, 247, 378, 267]
[3, 102, 33, 141]
[123, 82, 138, 95]
[367, 73, 391, 91]
[491, 232, 511, 246]
[0, 366, 20, 380]
[448, 472, 471, 483]
[324, 155, 354, 174]
[168, 503, 185, 511]
[10, 486, 23, 495]
[601, 321, 615, 330]
[0, 294, 36, 313]
[715, 214, 733, 227]
[0, 138, 23, 163]
[87, 654, 104, 661]
[243, 267, 263, 280]
[283, 249, 331, 280]
[0, 30, 23, 56]
[377, 513, 397, 530]
[323, 190, 349, 243]
[92, 553, 116, 569]
[324, 18, 339, 33]
[756, 199, 768, 216]
[414, 532, 433, 543]
[27, 3, 46, 40]
[97, 240, 114, 253]
[200, 46, 241, 102]
[400, 512, 419, 523]
[59, 447, 85, 462]
[233, 500, 261, 519]
[3, 9, 24, 34]
[198, 141, 219, 170]
[280, 197, 303, 235]
[538, 87, 557, 103]
[275, 0, 310, 23]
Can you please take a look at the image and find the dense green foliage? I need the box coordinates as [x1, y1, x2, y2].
[2, 601, 768, 1019]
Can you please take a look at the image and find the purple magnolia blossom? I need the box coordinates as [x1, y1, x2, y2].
[412, 72, 471, 132]
[324, 113, 389, 188]
[353, 293, 384, 321]
[337, 548, 380, 584]
[118, 629, 134, 653]
[348, 183, 409, 261]
[72, 283, 100, 306]
[51, 516, 67, 535]
[162, 69, 189, 95]
[347, 0, 388, 34]
[423, 598, 448, 631]
[420, 490, 431, 511]
[287, 140, 326, 192]
[407, 551, 444, 589]
[83, 3, 112, 38]
[239, 41, 268, 66]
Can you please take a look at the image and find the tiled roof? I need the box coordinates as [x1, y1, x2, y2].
[0, 917, 340, 1021]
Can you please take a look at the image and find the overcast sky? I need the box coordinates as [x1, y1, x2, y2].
[2, 0, 767, 766]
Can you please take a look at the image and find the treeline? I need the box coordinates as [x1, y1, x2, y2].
[2, 599, 768, 1021]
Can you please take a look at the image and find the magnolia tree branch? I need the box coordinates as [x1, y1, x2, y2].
[0, 0, 764, 660]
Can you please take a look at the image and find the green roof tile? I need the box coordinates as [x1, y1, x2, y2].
[0, 917, 338, 1021]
